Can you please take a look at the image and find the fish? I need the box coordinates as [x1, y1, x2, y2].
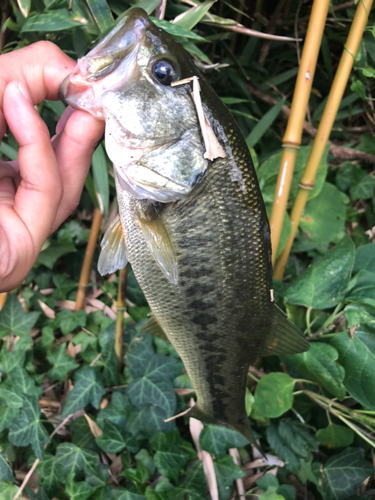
[60, 7, 309, 444]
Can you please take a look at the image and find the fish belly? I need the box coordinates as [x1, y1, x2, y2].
[116, 156, 272, 434]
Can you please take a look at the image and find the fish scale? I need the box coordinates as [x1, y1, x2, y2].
[60, 7, 309, 443]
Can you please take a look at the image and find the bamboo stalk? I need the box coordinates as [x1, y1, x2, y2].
[0, 292, 8, 310]
[75, 208, 103, 311]
[269, 0, 330, 264]
[115, 265, 127, 372]
[274, 0, 373, 279]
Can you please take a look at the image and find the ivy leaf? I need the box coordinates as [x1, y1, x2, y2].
[199, 425, 249, 459]
[0, 482, 19, 500]
[34, 241, 76, 268]
[285, 236, 355, 309]
[98, 323, 119, 386]
[266, 420, 318, 473]
[127, 379, 176, 417]
[36, 453, 62, 496]
[126, 405, 175, 439]
[9, 395, 49, 460]
[285, 343, 346, 400]
[47, 344, 79, 382]
[55, 443, 98, 479]
[7, 364, 41, 397]
[153, 443, 190, 484]
[65, 474, 94, 500]
[313, 448, 374, 500]
[96, 420, 139, 454]
[214, 455, 245, 500]
[97, 390, 133, 429]
[0, 294, 39, 339]
[316, 424, 354, 449]
[112, 489, 146, 499]
[62, 367, 106, 417]
[54, 310, 87, 335]
[253, 373, 295, 418]
[0, 452, 13, 482]
[331, 330, 375, 410]
[150, 430, 196, 460]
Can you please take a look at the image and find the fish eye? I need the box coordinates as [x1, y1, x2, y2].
[152, 60, 175, 86]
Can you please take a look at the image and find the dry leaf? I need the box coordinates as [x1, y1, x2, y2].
[84, 413, 103, 438]
[189, 417, 219, 500]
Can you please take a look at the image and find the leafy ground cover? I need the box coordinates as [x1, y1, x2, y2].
[0, 0, 375, 499]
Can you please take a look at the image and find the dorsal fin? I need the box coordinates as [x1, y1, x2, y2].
[98, 215, 128, 276]
[262, 303, 309, 356]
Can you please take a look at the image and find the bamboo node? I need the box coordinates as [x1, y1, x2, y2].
[281, 143, 300, 150]
[298, 182, 314, 191]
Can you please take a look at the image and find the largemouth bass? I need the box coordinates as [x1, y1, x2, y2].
[61, 8, 309, 443]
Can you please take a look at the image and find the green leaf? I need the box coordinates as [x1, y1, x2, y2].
[246, 100, 284, 149]
[286, 343, 345, 400]
[97, 390, 132, 429]
[54, 309, 87, 335]
[36, 454, 62, 496]
[92, 143, 109, 214]
[173, 0, 215, 31]
[65, 474, 94, 500]
[35, 241, 76, 269]
[9, 395, 49, 460]
[86, 0, 113, 33]
[62, 367, 106, 417]
[345, 270, 375, 302]
[199, 425, 249, 459]
[353, 243, 375, 274]
[299, 183, 347, 245]
[284, 236, 355, 309]
[254, 373, 295, 418]
[126, 405, 175, 439]
[113, 489, 146, 500]
[152, 18, 207, 41]
[0, 141, 18, 160]
[0, 294, 39, 339]
[55, 443, 98, 479]
[98, 323, 119, 386]
[0, 482, 19, 500]
[7, 364, 41, 397]
[0, 452, 14, 482]
[127, 378, 176, 417]
[266, 420, 318, 473]
[153, 443, 189, 484]
[131, 0, 159, 15]
[214, 455, 245, 500]
[96, 420, 138, 454]
[313, 448, 374, 500]
[150, 430, 196, 460]
[350, 80, 366, 100]
[316, 424, 354, 449]
[47, 344, 79, 382]
[331, 330, 375, 410]
[21, 9, 82, 32]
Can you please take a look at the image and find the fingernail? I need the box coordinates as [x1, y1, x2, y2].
[18, 82, 33, 104]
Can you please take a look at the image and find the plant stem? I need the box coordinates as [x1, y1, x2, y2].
[269, 0, 330, 264]
[115, 265, 127, 372]
[75, 208, 103, 311]
[274, 0, 374, 278]
[0, 292, 8, 310]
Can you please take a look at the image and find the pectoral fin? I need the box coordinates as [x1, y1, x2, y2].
[142, 314, 170, 343]
[98, 215, 128, 276]
[262, 303, 309, 356]
[137, 205, 178, 285]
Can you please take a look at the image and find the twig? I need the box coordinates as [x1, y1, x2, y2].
[75, 208, 103, 311]
[115, 266, 127, 372]
[0, 292, 8, 310]
[155, 0, 166, 20]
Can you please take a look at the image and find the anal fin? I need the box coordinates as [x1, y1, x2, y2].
[263, 303, 309, 356]
[98, 215, 128, 276]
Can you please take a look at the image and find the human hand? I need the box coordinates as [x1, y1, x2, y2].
[0, 42, 105, 292]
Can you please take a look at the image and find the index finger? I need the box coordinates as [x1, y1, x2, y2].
[0, 41, 76, 136]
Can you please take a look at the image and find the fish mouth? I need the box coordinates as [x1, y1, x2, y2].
[60, 8, 151, 118]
